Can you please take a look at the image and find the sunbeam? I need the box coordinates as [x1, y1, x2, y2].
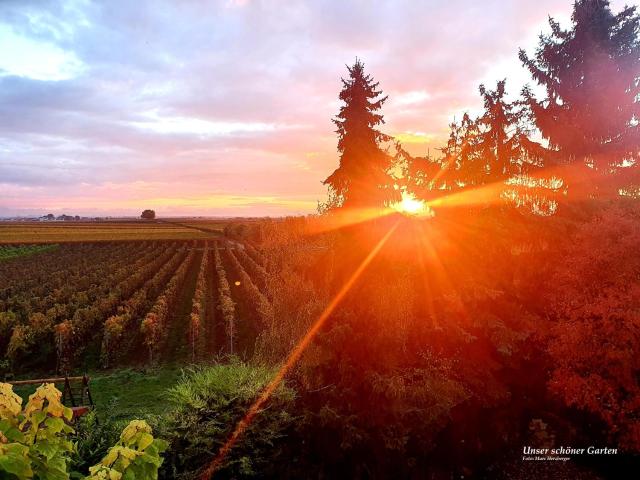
[200, 220, 401, 479]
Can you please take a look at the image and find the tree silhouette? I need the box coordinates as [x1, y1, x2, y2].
[477, 80, 542, 182]
[323, 59, 399, 209]
[141, 209, 156, 220]
[440, 112, 484, 187]
[520, 0, 640, 196]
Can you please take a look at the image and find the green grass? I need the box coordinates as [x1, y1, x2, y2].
[11, 366, 184, 421]
[87, 367, 184, 421]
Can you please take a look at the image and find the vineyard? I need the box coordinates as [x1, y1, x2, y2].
[0, 238, 272, 375]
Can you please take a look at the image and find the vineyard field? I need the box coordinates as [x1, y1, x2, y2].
[0, 238, 273, 376]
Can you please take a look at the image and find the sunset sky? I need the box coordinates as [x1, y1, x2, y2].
[0, 0, 631, 217]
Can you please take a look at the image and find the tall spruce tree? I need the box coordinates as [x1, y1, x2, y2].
[323, 59, 399, 209]
[519, 0, 640, 195]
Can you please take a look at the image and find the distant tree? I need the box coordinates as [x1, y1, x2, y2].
[141, 209, 156, 220]
[46, 213, 54, 220]
[323, 59, 399, 210]
[519, 0, 640, 196]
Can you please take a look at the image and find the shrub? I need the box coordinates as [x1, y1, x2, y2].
[160, 361, 295, 479]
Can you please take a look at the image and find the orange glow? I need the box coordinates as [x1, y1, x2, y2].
[200, 220, 400, 479]
[306, 206, 397, 235]
[392, 191, 434, 217]
[426, 180, 508, 210]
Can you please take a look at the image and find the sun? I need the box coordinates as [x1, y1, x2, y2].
[392, 192, 434, 217]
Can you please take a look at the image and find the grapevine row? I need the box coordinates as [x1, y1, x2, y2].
[189, 243, 209, 362]
[140, 248, 197, 363]
[3, 242, 161, 367]
[224, 245, 274, 327]
[100, 244, 188, 366]
[54, 243, 180, 370]
[234, 245, 269, 293]
[214, 242, 236, 355]
[243, 242, 266, 268]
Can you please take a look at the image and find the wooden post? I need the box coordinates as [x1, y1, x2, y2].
[63, 377, 76, 407]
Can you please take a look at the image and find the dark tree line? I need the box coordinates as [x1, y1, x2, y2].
[324, 0, 640, 210]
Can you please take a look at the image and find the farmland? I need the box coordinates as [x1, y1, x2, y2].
[0, 219, 241, 243]
[0, 235, 271, 374]
[1, 206, 640, 479]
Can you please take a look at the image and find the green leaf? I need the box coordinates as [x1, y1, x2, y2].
[32, 439, 60, 460]
[31, 411, 47, 427]
[44, 417, 65, 434]
[0, 444, 33, 477]
[136, 433, 153, 451]
[1, 424, 25, 443]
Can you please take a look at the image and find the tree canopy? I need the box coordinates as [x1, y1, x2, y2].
[519, 0, 640, 196]
[141, 210, 156, 220]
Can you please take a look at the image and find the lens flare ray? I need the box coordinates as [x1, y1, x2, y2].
[200, 220, 400, 479]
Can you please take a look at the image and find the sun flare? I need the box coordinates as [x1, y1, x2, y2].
[393, 192, 434, 217]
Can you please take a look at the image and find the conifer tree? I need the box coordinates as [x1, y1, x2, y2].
[519, 0, 640, 195]
[323, 59, 399, 209]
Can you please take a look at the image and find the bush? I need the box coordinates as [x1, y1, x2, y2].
[546, 202, 640, 450]
[160, 360, 295, 479]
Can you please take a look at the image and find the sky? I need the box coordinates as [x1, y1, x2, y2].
[0, 0, 634, 217]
